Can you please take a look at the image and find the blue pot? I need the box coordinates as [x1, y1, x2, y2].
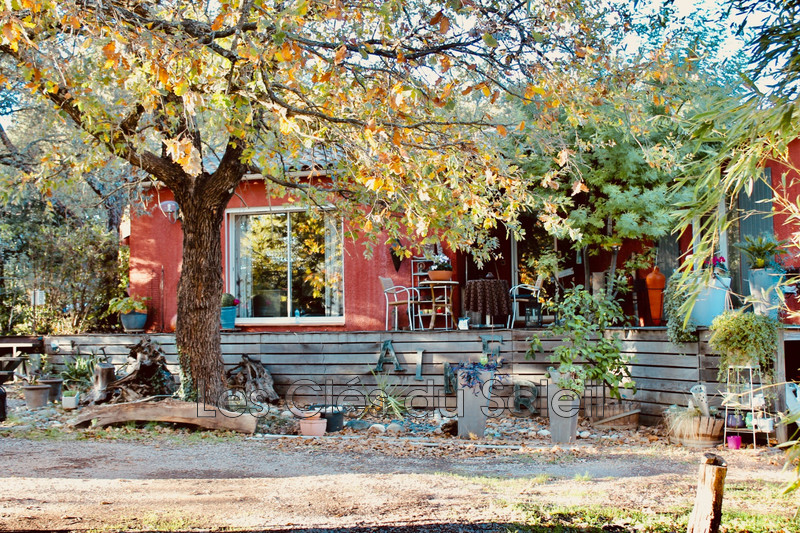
[690, 276, 731, 327]
[120, 311, 147, 332]
[220, 306, 237, 329]
[749, 269, 781, 318]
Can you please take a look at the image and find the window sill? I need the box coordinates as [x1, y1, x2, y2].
[235, 317, 346, 327]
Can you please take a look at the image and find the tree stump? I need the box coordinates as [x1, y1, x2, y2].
[687, 453, 727, 533]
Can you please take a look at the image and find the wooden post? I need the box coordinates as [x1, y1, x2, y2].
[687, 453, 727, 533]
[775, 329, 789, 444]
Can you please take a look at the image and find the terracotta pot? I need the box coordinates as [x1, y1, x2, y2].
[299, 417, 327, 436]
[428, 270, 452, 281]
[645, 267, 666, 326]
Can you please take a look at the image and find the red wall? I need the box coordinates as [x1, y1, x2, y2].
[129, 180, 461, 332]
[769, 139, 800, 268]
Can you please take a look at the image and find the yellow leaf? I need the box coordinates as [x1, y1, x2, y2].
[496, 125, 507, 137]
[517, 120, 525, 131]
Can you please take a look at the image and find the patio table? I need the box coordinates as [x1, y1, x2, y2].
[464, 279, 512, 326]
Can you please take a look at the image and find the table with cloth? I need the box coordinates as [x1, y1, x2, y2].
[463, 279, 512, 326]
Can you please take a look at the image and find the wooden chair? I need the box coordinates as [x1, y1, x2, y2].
[507, 275, 544, 328]
[379, 277, 420, 331]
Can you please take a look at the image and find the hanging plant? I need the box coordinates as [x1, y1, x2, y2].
[663, 279, 698, 344]
[709, 311, 779, 381]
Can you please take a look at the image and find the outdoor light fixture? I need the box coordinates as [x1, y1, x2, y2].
[159, 200, 180, 223]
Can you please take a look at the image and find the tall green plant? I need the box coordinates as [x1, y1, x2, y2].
[528, 286, 635, 398]
[709, 311, 779, 381]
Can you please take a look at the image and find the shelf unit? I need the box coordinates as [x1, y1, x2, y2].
[410, 257, 433, 289]
[722, 366, 774, 449]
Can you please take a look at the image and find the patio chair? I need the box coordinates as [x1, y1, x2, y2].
[379, 277, 420, 331]
[507, 275, 544, 328]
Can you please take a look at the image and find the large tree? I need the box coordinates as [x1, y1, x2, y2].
[0, 0, 644, 403]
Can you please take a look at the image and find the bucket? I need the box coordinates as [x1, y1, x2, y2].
[298, 417, 327, 436]
[727, 435, 742, 450]
[310, 405, 345, 432]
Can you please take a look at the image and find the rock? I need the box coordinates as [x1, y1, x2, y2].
[537, 429, 551, 437]
[440, 419, 458, 436]
[368, 424, 386, 434]
[386, 422, 404, 435]
[578, 430, 591, 439]
[345, 419, 371, 431]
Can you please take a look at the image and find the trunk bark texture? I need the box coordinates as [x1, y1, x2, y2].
[171, 146, 245, 406]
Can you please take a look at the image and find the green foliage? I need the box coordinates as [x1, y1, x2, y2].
[108, 295, 149, 314]
[733, 234, 789, 269]
[527, 286, 634, 398]
[709, 311, 779, 381]
[60, 353, 102, 392]
[663, 278, 698, 344]
[220, 293, 238, 307]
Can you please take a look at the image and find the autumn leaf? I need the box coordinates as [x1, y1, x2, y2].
[334, 45, 347, 65]
[439, 16, 450, 34]
[430, 11, 444, 25]
[482, 33, 498, 48]
[496, 125, 507, 136]
[571, 180, 589, 196]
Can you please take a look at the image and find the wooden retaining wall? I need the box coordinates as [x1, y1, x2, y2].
[39, 328, 725, 425]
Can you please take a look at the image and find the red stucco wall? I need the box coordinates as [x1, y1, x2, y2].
[769, 139, 800, 268]
[129, 180, 461, 332]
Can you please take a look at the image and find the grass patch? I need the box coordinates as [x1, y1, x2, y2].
[510, 503, 798, 533]
[103, 511, 205, 531]
[573, 472, 592, 482]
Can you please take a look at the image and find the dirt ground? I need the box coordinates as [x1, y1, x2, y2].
[0, 433, 796, 533]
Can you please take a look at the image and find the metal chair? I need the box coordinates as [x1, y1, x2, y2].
[507, 275, 544, 328]
[379, 277, 420, 331]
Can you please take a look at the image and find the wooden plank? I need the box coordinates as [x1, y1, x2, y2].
[629, 365, 698, 381]
[627, 353, 702, 368]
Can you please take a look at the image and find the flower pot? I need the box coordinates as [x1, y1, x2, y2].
[428, 270, 452, 282]
[727, 435, 742, 450]
[310, 405, 345, 433]
[749, 269, 781, 318]
[456, 370, 494, 439]
[22, 385, 51, 409]
[120, 311, 147, 332]
[298, 417, 327, 436]
[690, 276, 730, 327]
[39, 378, 63, 403]
[726, 413, 745, 428]
[755, 417, 774, 432]
[547, 373, 581, 444]
[220, 306, 237, 329]
[62, 392, 79, 410]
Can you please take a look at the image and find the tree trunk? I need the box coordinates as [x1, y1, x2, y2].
[687, 453, 727, 533]
[174, 193, 230, 406]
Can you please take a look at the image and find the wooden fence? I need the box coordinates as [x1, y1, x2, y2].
[36, 327, 727, 425]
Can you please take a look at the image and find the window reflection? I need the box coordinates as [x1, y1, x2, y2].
[232, 210, 343, 319]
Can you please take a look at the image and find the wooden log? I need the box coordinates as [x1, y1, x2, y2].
[687, 453, 727, 533]
[68, 399, 257, 434]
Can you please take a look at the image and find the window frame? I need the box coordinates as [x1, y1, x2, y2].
[225, 204, 345, 326]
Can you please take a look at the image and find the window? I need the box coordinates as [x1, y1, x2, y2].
[228, 208, 344, 324]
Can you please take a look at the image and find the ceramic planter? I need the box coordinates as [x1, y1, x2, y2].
[690, 276, 731, 327]
[749, 269, 781, 318]
[220, 306, 237, 329]
[755, 417, 775, 432]
[22, 385, 51, 409]
[298, 415, 327, 436]
[548, 386, 581, 444]
[120, 311, 147, 332]
[62, 392, 79, 410]
[456, 370, 494, 439]
[39, 378, 63, 403]
[428, 270, 452, 282]
[726, 412, 745, 428]
[645, 267, 666, 325]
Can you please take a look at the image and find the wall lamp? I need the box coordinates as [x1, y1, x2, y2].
[159, 200, 180, 223]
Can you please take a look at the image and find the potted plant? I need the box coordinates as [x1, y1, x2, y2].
[17, 373, 51, 409]
[709, 310, 779, 381]
[689, 254, 731, 327]
[427, 253, 453, 281]
[528, 287, 635, 443]
[62, 389, 79, 410]
[454, 360, 500, 439]
[220, 293, 240, 329]
[37, 353, 63, 403]
[108, 295, 149, 332]
[734, 234, 788, 317]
